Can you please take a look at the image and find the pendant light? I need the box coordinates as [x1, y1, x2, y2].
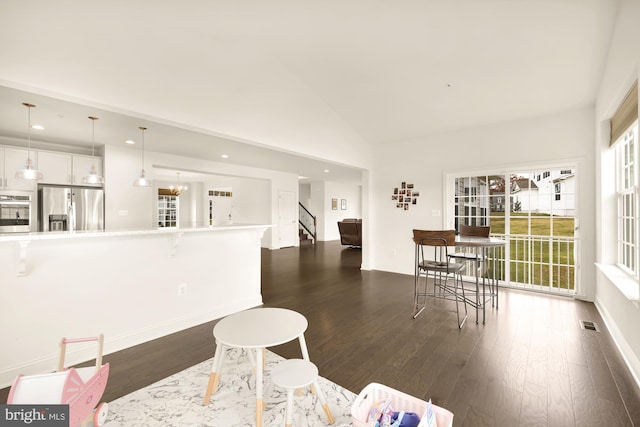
[132, 126, 152, 187]
[169, 172, 188, 196]
[82, 116, 105, 185]
[15, 102, 44, 180]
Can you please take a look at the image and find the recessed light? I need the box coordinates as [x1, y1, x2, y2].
[221, 154, 229, 159]
[324, 169, 330, 173]
[31, 124, 44, 130]
[125, 139, 135, 145]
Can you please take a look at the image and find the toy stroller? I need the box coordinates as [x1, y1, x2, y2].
[7, 335, 110, 427]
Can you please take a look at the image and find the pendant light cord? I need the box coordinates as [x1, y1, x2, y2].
[89, 116, 98, 156]
[22, 102, 35, 161]
[139, 127, 147, 172]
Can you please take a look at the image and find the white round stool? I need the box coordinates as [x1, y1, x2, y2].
[271, 359, 335, 427]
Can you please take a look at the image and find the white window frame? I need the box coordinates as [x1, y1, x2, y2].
[616, 122, 640, 278]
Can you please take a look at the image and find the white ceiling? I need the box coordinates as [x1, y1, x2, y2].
[0, 85, 364, 183]
[0, 1, 620, 181]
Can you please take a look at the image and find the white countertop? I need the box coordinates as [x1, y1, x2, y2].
[0, 223, 273, 242]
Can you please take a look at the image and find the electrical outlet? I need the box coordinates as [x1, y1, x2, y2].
[177, 283, 187, 296]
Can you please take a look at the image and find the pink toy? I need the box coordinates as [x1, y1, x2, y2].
[7, 335, 110, 427]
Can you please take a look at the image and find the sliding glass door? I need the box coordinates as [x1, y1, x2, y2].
[451, 167, 578, 294]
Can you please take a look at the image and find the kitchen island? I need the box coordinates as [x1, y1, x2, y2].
[0, 224, 270, 387]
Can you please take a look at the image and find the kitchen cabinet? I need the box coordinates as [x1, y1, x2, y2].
[1, 146, 37, 191]
[71, 155, 102, 185]
[35, 151, 103, 186]
[38, 151, 72, 185]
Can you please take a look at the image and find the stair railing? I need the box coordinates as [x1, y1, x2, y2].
[299, 202, 317, 244]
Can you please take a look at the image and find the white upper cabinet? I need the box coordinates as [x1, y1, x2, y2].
[26, 150, 103, 186]
[38, 151, 72, 185]
[2, 146, 37, 190]
[71, 155, 103, 185]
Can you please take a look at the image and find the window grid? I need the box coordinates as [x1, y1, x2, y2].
[616, 123, 639, 278]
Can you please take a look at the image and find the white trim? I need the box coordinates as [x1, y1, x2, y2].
[594, 298, 640, 391]
[596, 263, 640, 304]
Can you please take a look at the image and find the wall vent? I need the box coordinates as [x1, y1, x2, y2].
[579, 320, 600, 332]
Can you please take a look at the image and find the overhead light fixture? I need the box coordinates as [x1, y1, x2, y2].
[132, 126, 152, 187]
[221, 154, 229, 159]
[31, 124, 44, 130]
[82, 116, 105, 185]
[15, 102, 43, 180]
[169, 172, 188, 196]
[125, 139, 135, 145]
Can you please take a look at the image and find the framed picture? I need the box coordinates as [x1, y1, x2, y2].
[341, 199, 347, 210]
[331, 198, 338, 210]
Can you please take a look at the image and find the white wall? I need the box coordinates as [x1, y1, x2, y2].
[308, 180, 362, 241]
[323, 181, 362, 241]
[594, 0, 640, 386]
[299, 183, 311, 208]
[203, 176, 271, 229]
[0, 227, 266, 387]
[104, 144, 298, 249]
[369, 107, 596, 300]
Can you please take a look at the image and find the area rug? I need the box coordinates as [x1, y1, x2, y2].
[104, 348, 357, 426]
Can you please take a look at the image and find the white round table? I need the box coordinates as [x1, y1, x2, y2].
[203, 307, 310, 427]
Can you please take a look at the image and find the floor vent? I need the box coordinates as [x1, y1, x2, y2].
[580, 320, 600, 332]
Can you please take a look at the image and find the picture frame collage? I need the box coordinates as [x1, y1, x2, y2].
[392, 181, 420, 210]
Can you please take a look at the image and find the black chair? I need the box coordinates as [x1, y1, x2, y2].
[413, 229, 468, 328]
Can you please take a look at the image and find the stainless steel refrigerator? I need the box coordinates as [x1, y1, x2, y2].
[38, 185, 104, 232]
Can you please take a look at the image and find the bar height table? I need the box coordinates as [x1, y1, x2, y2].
[203, 307, 312, 427]
[454, 235, 505, 324]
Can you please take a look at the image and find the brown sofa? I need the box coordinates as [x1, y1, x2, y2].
[337, 218, 362, 247]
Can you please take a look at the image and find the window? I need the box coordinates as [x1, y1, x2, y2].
[158, 191, 178, 228]
[555, 183, 561, 201]
[543, 171, 550, 179]
[616, 122, 640, 277]
[561, 169, 572, 175]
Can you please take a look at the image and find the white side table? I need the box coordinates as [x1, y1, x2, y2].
[203, 307, 310, 427]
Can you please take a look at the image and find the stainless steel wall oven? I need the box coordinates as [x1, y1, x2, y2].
[0, 192, 32, 233]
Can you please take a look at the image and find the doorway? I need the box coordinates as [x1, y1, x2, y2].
[278, 190, 298, 248]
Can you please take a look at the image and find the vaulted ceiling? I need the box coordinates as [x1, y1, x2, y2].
[0, 1, 620, 181]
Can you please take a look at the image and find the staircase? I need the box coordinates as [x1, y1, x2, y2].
[299, 228, 313, 245]
[299, 202, 317, 245]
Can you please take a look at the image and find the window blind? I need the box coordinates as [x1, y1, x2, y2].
[610, 80, 638, 146]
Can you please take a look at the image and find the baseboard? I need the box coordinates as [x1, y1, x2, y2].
[594, 299, 640, 391]
[0, 297, 262, 388]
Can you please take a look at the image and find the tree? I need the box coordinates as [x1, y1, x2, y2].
[513, 200, 522, 212]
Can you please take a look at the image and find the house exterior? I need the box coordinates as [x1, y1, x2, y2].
[512, 170, 575, 216]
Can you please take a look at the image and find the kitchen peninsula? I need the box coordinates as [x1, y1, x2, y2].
[0, 224, 270, 387]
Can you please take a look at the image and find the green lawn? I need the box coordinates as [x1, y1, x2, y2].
[485, 211, 575, 290]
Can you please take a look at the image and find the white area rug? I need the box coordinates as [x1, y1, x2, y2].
[104, 348, 357, 426]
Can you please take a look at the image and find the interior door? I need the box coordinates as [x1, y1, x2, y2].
[278, 190, 297, 248]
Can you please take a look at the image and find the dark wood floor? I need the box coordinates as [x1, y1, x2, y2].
[3, 241, 640, 426]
